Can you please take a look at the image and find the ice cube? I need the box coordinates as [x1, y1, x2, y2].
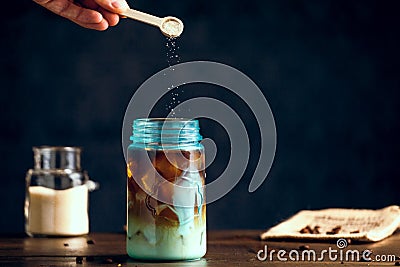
[172, 169, 204, 235]
[181, 149, 205, 172]
[156, 204, 180, 223]
[155, 151, 186, 182]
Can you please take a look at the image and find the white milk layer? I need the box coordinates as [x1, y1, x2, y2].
[27, 185, 88, 236]
[127, 219, 206, 260]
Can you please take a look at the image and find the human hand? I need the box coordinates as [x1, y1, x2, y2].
[33, 0, 130, 31]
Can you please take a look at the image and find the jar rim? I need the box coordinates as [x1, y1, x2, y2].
[132, 118, 200, 129]
[134, 118, 190, 123]
[33, 146, 82, 153]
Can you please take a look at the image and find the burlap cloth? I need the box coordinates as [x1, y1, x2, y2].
[261, 205, 400, 242]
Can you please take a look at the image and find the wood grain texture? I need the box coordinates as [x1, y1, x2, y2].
[0, 230, 399, 266]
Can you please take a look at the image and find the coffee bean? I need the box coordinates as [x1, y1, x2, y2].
[86, 239, 95, 245]
[312, 226, 320, 234]
[300, 226, 312, 234]
[76, 256, 83, 264]
[300, 225, 322, 234]
[299, 245, 310, 250]
[104, 258, 113, 264]
[326, 226, 341, 235]
[359, 256, 372, 262]
[63, 243, 69, 247]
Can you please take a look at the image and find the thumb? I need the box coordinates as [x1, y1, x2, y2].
[94, 0, 130, 13]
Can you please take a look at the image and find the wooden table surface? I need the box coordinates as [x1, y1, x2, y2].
[0, 230, 399, 266]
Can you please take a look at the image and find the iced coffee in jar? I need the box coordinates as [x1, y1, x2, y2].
[127, 118, 206, 260]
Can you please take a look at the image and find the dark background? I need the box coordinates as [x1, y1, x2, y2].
[1, 0, 399, 233]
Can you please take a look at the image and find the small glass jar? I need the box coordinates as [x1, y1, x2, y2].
[126, 118, 206, 260]
[25, 146, 97, 237]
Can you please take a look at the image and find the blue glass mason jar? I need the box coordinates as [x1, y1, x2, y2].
[126, 118, 206, 260]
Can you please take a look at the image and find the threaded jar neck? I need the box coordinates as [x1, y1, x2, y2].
[33, 146, 82, 171]
[130, 118, 202, 148]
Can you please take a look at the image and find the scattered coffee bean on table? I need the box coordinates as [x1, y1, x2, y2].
[104, 258, 113, 264]
[86, 239, 95, 245]
[76, 256, 83, 264]
[299, 245, 310, 250]
[63, 243, 69, 247]
[359, 255, 372, 262]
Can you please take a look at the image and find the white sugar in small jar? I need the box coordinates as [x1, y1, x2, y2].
[25, 146, 98, 237]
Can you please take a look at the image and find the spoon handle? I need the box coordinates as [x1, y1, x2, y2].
[120, 8, 163, 27]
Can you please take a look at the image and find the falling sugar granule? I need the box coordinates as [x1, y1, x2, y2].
[165, 37, 183, 117]
[166, 37, 181, 66]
